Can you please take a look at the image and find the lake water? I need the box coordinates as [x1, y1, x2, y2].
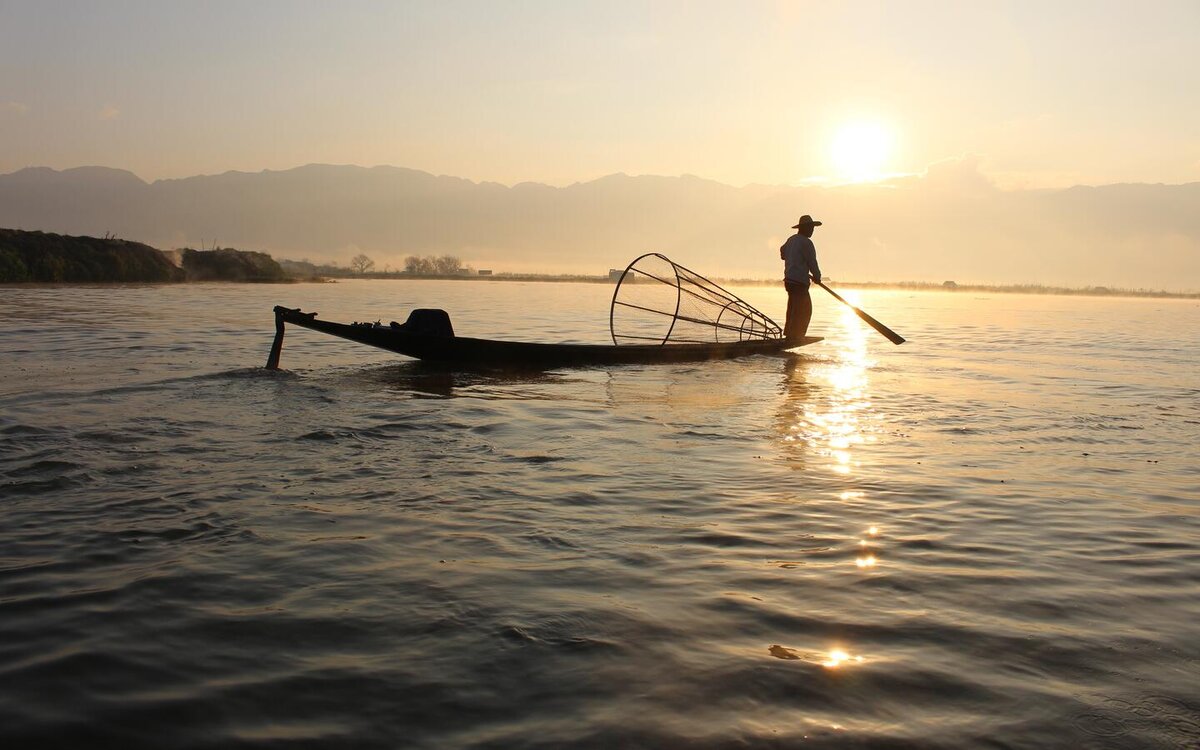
[1, 280, 1198, 749]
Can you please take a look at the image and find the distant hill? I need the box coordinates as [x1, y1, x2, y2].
[1, 162, 1198, 290]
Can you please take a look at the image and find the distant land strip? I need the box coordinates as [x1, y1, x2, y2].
[2, 227, 1195, 299]
[350, 270, 1200, 300]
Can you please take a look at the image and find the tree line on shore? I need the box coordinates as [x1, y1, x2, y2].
[0, 229, 287, 283]
[0, 228, 472, 284]
[279, 253, 467, 278]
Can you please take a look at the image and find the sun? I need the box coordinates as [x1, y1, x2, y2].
[830, 122, 893, 182]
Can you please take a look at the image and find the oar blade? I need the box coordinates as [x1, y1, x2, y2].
[853, 307, 906, 345]
[814, 280, 906, 345]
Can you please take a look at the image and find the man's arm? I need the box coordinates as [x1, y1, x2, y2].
[803, 239, 822, 283]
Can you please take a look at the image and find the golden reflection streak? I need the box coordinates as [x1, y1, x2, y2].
[777, 292, 875, 475]
[855, 526, 882, 569]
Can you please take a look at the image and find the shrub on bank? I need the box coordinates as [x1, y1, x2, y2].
[0, 228, 183, 282]
[180, 247, 286, 282]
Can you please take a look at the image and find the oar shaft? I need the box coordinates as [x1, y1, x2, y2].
[266, 308, 286, 368]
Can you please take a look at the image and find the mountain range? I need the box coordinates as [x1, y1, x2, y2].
[2, 161, 1198, 290]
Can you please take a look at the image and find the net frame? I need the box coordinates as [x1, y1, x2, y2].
[609, 253, 783, 345]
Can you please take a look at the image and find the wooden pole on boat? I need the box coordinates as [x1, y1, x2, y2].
[813, 280, 906, 345]
[266, 308, 285, 369]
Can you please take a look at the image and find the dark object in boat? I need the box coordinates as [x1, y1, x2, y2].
[390, 309, 454, 337]
[265, 253, 821, 369]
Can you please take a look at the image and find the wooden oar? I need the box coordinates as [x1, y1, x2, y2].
[813, 279, 906, 345]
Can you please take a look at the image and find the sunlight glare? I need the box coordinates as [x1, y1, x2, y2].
[822, 648, 865, 668]
[830, 122, 893, 181]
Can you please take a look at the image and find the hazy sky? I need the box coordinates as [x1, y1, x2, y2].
[2, 0, 1199, 188]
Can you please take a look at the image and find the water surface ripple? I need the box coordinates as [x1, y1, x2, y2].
[1, 281, 1198, 748]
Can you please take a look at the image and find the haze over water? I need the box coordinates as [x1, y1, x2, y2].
[1, 281, 1197, 748]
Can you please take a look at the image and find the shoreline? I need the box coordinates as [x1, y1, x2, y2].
[329, 272, 1200, 300]
[2, 274, 1196, 299]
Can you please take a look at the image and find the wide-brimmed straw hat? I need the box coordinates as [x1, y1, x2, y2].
[792, 215, 823, 228]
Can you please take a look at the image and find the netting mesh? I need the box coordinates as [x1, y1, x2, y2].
[610, 253, 782, 345]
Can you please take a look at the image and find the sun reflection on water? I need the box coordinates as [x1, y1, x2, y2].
[855, 526, 883, 569]
[778, 297, 877, 475]
[769, 644, 868, 669]
[822, 648, 866, 669]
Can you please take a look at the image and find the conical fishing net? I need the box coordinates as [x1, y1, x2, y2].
[609, 253, 782, 345]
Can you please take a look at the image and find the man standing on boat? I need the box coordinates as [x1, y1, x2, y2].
[780, 215, 823, 341]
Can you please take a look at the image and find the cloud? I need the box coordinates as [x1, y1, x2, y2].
[3, 101, 30, 116]
[919, 154, 996, 192]
[98, 104, 120, 120]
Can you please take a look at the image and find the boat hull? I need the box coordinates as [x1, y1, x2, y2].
[272, 306, 820, 368]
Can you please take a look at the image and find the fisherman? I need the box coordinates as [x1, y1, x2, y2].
[780, 215, 823, 340]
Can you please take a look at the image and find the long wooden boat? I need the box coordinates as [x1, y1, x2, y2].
[265, 254, 822, 369]
[266, 305, 820, 368]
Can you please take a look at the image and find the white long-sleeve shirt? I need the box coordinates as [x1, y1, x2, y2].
[781, 234, 822, 285]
